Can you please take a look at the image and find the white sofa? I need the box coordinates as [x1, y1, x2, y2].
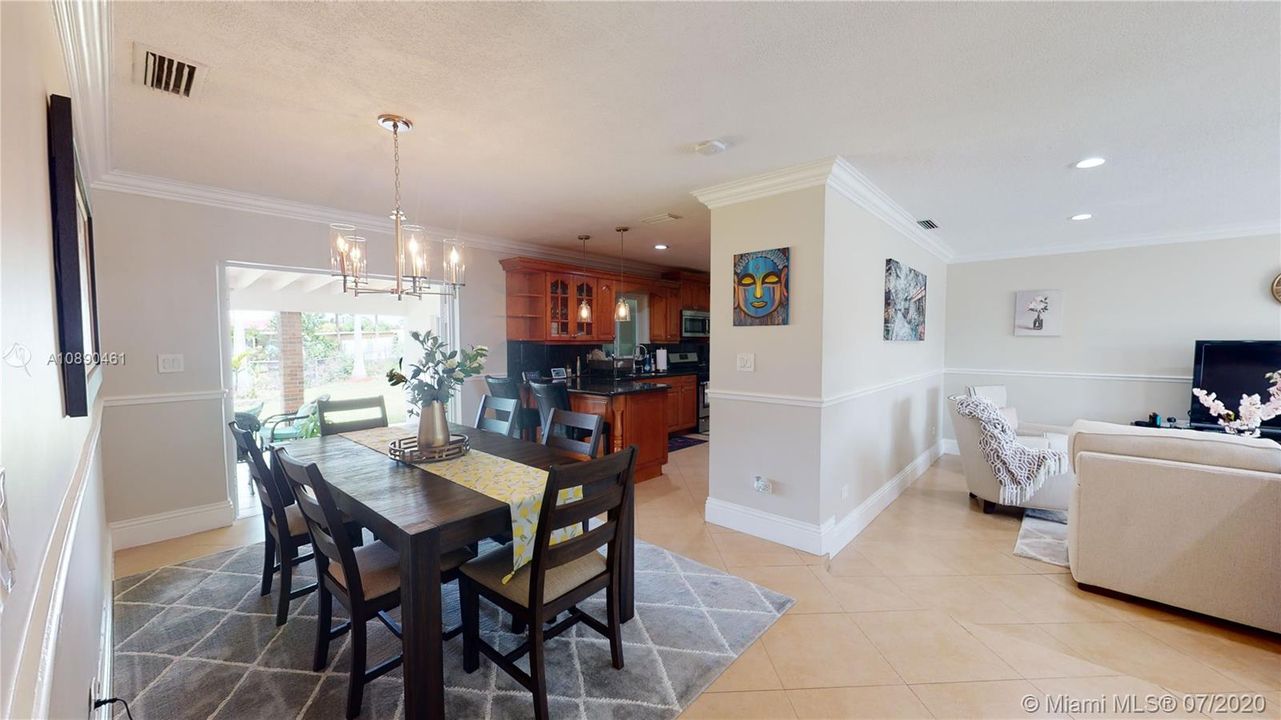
[948, 389, 1075, 512]
[1068, 420, 1281, 633]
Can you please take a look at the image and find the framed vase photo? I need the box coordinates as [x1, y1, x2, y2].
[1014, 290, 1063, 336]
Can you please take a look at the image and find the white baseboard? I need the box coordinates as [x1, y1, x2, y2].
[941, 438, 959, 455]
[704, 497, 830, 555]
[110, 500, 235, 550]
[820, 443, 940, 557]
[704, 443, 941, 557]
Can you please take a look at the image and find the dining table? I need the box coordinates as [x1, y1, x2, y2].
[282, 422, 636, 720]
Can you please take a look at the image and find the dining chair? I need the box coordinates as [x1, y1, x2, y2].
[227, 421, 318, 626]
[541, 407, 605, 459]
[527, 381, 570, 433]
[459, 446, 638, 720]
[317, 396, 389, 436]
[486, 374, 541, 440]
[474, 395, 520, 437]
[273, 447, 476, 719]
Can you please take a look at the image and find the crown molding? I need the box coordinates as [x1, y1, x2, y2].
[691, 159, 836, 209]
[691, 157, 956, 263]
[93, 170, 670, 275]
[51, 0, 113, 187]
[950, 222, 1281, 264]
[826, 156, 955, 262]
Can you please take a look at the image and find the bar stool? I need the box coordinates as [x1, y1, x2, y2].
[486, 375, 541, 441]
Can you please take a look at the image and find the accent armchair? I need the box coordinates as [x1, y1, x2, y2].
[948, 386, 1075, 512]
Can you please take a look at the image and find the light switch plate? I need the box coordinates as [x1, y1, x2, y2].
[736, 352, 755, 372]
[157, 354, 185, 373]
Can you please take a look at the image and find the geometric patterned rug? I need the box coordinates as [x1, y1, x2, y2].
[112, 539, 793, 719]
[1013, 508, 1069, 568]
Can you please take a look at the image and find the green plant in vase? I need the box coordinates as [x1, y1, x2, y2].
[387, 330, 488, 447]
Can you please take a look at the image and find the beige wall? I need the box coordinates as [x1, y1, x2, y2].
[818, 185, 947, 523]
[944, 235, 1281, 436]
[705, 164, 949, 553]
[1, 2, 110, 715]
[92, 190, 511, 530]
[709, 186, 827, 525]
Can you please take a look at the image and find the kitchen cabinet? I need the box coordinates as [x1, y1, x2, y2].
[663, 270, 711, 312]
[504, 270, 546, 341]
[663, 374, 699, 433]
[501, 257, 680, 344]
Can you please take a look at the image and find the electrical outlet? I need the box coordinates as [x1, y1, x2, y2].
[736, 353, 755, 372]
[157, 353, 184, 373]
[753, 475, 772, 494]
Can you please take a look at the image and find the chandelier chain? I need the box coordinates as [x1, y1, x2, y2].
[393, 125, 402, 218]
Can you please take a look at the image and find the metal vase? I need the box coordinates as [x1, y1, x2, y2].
[417, 400, 450, 448]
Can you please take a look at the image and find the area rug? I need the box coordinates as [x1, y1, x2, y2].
[1013, 509, 1069, 567]
[667, 435, 707, 453]
[112, 540, 793, 719]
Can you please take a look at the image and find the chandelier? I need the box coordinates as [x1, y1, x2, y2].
[329, 114, 465, 299]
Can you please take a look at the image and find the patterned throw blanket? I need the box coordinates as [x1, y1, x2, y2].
[953, 395, 1069, 506]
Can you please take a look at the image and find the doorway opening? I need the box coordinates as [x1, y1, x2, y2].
[225, 266, 454, 518]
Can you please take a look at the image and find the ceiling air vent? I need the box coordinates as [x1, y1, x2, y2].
[132, 43, 205, 98]
[641, 212, 683, 225]
[916, 219, 939, 230]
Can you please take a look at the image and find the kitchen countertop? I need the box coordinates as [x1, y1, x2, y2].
[558, 379, 672, 396]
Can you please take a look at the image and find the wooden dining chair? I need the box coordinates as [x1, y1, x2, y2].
[317, 396, 389, 436]
[227, 421, 318, 626]
[273, 447, 476, 719]
[527, 380, 571, 432]
[487, 374, 541, 440]
[474, 395, 520, 437]
[459, 446, 638, 720]
[541, 407, 605, 459]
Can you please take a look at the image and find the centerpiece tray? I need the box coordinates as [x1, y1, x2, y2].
[388, 434, 470, 463]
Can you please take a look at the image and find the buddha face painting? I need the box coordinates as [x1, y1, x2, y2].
[733, 247, 789, 326]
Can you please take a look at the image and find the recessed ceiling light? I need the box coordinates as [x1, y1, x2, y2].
[1074, 157, 1106, 169]
[654, 244, 669, 250]
[1070, 213, 1093, 221]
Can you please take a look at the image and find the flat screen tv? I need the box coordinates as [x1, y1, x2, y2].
[1190, 340, 1281, 434]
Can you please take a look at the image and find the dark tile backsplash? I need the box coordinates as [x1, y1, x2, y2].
[506, 341, 707, 380]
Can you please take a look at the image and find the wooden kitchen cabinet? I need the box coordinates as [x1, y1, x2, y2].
[664, 270, 711, 312]
[663, 374, 699, 433]
[502, 257, 681, 343]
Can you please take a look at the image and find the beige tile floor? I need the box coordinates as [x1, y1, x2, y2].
[114, 446, 1281, 719]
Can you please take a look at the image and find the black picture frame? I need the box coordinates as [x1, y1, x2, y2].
[47, 93, 100, 417]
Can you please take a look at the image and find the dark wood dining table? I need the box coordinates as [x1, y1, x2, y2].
[282, 422, 635, 720]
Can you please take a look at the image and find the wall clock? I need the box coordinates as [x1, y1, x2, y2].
[1273, 273, 1281, 303]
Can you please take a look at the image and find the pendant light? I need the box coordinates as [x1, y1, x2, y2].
[327, 113, 464, 299]
[614, 226, 631, 322]
[577, 234, 593, 322]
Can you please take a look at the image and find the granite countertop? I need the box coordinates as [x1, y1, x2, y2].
[527, 378, 672, 396]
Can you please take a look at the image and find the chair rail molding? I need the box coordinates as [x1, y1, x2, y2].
[102, 389, 229, 407]
[708, 368, 943, 408]
[5, 405, 102, 720]
[945, 367, 1193, 384]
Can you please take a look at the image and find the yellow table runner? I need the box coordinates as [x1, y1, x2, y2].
[341, 425, 581, 582]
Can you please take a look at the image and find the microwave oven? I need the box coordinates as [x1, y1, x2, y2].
[681, 310, 710, 338]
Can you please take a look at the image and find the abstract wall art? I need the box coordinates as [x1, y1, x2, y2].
[1014, 290, 1064, 336]
[883, 258, 927, 341]
[733, 247, 789, 326]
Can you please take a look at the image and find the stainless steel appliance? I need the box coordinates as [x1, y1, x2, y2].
[681, 310, 710, 338]
[697, 380, 710, 434]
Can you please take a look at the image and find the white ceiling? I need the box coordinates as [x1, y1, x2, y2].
[109, 2, 1280, 269]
